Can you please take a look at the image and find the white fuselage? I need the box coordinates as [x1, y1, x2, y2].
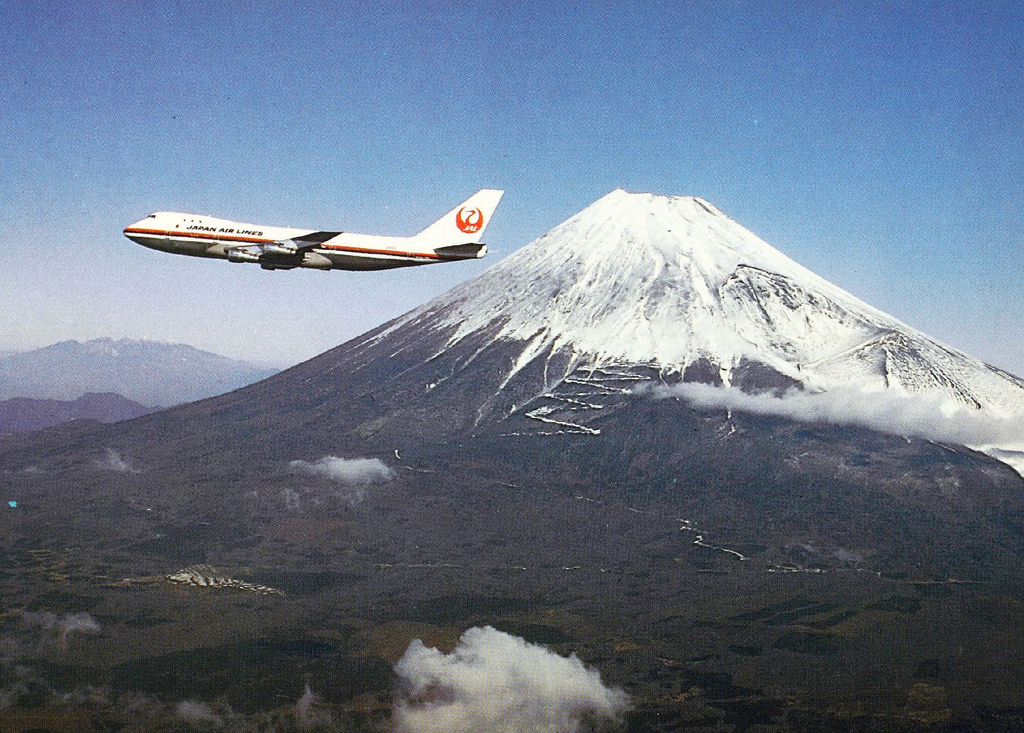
[125, 189, 502, 272]
[124, 212, 459, 271]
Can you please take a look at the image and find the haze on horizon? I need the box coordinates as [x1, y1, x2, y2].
[2, 2, 1021, 376]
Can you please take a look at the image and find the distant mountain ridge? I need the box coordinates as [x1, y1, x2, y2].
[0, 392, 156, 435]
[0, 338, 277, 406]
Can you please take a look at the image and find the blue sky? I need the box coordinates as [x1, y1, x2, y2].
[2, 1, 1022, 374]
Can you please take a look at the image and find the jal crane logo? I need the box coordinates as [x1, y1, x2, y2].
[455, 206, 484, 234]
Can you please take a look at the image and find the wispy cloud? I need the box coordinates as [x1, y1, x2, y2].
[56, 612, 101, 645]
[282, 487, 303, 511]
[93, 447, 139, 473]
[289, 456, 394, 485]
[393, 626, 628, 733]
[20, 610, 101, 647]
[295, 684, 332, 730]
[175, 700, 223, 728]
[648, 383, 1024, 450]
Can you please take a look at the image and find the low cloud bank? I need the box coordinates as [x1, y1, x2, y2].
[289, 456, 394, 485]
[651, 383, 1024, 450]
[393, 626, 628, 733]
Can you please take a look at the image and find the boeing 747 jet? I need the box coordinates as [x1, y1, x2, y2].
[124, 189, 504, 271]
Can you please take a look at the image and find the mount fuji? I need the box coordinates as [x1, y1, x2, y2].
[236, 189, 1023, 468]
[412, 189, 1023, 410]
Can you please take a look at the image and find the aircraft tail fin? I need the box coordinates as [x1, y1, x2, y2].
[414, 189, 504, 250]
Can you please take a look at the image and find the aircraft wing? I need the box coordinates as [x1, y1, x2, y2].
[292, 231, 343, 247]
[255, 231, 343, 257]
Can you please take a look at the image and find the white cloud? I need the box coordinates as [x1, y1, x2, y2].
[93, 448, 138, 473]
[282, 487, 303, 511]
[20, 610, 100, 646]
[56, 612, 101, 645]
[295, 684, 332, 730]
[649, 382, 1024, 452]
[393, 626, 628, 733]
[175, 700, 223, 728]
[289, 456, 394, 485]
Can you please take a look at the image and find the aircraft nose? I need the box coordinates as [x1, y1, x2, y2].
[125, 214, 155, 232]
[124, 215, 158, 245]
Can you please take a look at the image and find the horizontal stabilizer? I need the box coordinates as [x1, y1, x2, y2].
[434, 242, 488, 259]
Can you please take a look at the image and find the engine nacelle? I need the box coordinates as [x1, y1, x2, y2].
[226, 248, 261, 263]
[261, 243, 298, 257]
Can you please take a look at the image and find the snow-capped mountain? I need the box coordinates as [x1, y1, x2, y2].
[304, 189, 1022, 472]
[380, 189, 1024, 414]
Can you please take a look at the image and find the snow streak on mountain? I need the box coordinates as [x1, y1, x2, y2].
[366, 190, 1024, 460]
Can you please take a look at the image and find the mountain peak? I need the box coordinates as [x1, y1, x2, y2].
[380, 191, 874, 370]
[370, 191, 1023, 417]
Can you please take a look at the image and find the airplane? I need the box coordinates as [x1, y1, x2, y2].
[124, 189, 504, 272]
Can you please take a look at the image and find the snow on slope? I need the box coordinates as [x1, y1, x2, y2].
[368, 190, 1024, 468]
[384, 189, 1022, 405]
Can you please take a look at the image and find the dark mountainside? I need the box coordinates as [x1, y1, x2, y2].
[0, 392, 156, 435]
[2, 192, 1024, 732]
